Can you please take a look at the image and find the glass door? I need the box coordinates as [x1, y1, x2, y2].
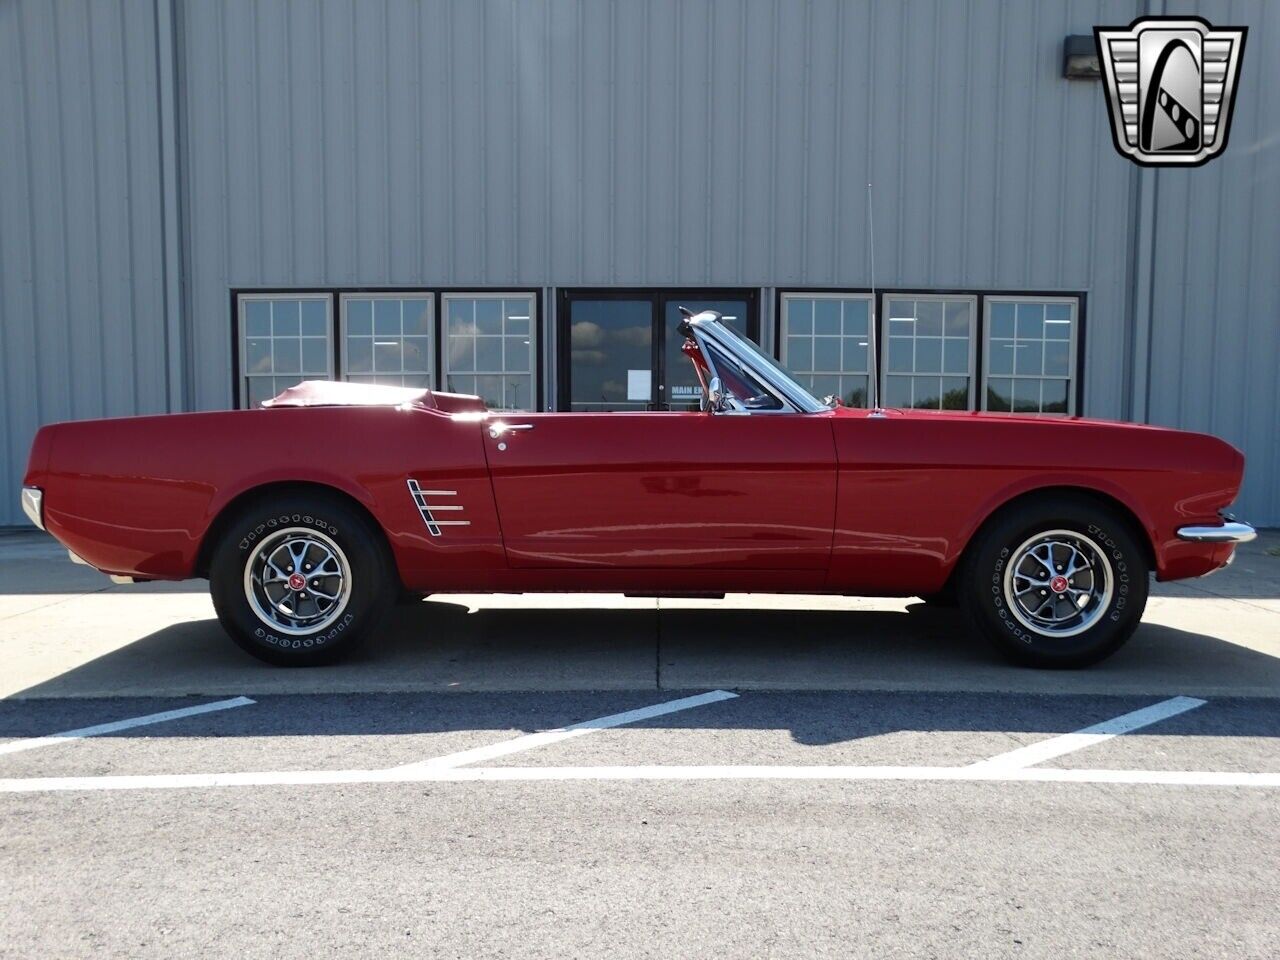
[559, 290, 757, 412]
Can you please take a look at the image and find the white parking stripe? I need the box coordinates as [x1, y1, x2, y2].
[1, 763, 1277, 794]
[0, 697, 256, 757]
[966, 696, 1208, 771]
[395, 689, 739, 770]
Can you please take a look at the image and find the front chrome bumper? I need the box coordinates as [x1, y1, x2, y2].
[20, 486, 43, 530]
[1176, 519, 1257, 543]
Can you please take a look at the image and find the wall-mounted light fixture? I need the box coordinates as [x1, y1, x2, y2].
[1063, 35, 1101, 79]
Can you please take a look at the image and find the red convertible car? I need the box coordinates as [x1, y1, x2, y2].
[22, 310, 1254, 668]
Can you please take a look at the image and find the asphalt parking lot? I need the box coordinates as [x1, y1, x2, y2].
[2, 531, 1279, 958]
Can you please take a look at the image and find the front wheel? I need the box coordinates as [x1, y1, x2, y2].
[209, 492, 397, 666]
[959, 497, 1150, 668]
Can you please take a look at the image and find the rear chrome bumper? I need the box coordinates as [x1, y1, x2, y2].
[20, 486, 43, 530]
[1176, 519, 1257, 544]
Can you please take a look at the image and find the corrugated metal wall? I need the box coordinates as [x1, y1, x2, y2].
[2, 0, 1278, 524]
[0, 0, 171, 526]
[1143, 0, 1280, 525]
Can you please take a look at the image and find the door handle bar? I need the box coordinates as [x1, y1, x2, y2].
[488, 422, 535, 439]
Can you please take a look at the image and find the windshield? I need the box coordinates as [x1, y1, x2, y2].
[707, 319, 829, 410]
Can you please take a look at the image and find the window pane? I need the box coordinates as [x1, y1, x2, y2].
[916, 301, 943, 338]
[504, 336, 530, 373]
[449, 336, 474, 371]
[788, 299, 813, 335]
[941, 377, 969, 410]
[504, 374, 533, 410]
[246, 301, 271, 337]
[915, 336, 942, 373]
[1046, 303, 1072, 329]
[374, 299, 400, 336]
[246, 338, 272, 374]
[883, 375, 911, 408]
[475, 337, 502, 371]
[301, 300, 327, 336]
[986, 378, 1012, 411]
[945, 300, 970, 337]
[247, 377, 275, 407]
[988, 338, 1014, 375]
[504, 300, 530, 334]
[787, 336, 813, 371]
[449, 299, 474, 334]
[403, 299, 431, 335]
[1012, 379, 1041, 413]
[447, 374, 475, 396]
[272, 300, 300, 336]
[1044, 339, 1071, 377]
[842, 300, 869, 337]
[475, 374, 504, 406]
[943, 338, 968, 374]
[1014, 341, 1043, 376]
[403, 336, 431, 372]
[812, 336, 840, 371]
[842, 375, 869, 408]
[273, 338, 301, 374]
[374, 339, 402, 372]
[990, 302, 1015, 339]
[347, 299, 372, 336]
[1042, 379, 1069, 413]
[301, 338, 328, 375]
[842, 337, 868, 373]
[912, 376, 941, 409]
[475, 299, 502, 334]
[814, 299, 840, 335]
[887, 337, 912, 373]
[347, 337, 373, 373]
[1016, 303, 1044, 340]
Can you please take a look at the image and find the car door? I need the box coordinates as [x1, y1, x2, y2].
[484, 411, 837, 573]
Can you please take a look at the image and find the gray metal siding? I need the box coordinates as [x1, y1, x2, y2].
[0, 0, 169, 525]
[2, 0, 1278, 525]
[1144, 0, 1280, 523]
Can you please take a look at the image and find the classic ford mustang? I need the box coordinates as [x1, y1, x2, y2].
[21, 310, 1255, 668]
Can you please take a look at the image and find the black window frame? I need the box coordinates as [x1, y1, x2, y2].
[555, 287, 760, 411]
[230, 287, 544, 411]
[774, 287, 1088, 414]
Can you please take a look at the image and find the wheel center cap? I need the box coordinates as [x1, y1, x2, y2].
[1050, 575, 1070, 594]
[287, 572, 307, 591]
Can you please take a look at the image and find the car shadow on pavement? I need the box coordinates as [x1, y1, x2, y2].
[7, 597, 1280, 711]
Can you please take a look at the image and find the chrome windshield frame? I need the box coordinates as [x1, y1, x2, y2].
[684, 311, 828, 414]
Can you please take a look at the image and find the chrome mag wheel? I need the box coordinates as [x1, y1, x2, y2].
[1002, 528, 1114, 639]
[242, 527, 353, 635]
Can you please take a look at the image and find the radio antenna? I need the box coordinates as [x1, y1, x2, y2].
[866, 181, 884, 415]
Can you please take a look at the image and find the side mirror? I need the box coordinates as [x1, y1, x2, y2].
[706, 376, 725, 413]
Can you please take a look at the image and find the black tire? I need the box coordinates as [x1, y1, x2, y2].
[958, 495, 1150, 668]
[209, 491, 397, 666]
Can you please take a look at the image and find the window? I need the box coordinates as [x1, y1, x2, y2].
[238, 294, 333, 407]
[340, 294, 434, 388]
[882, 295, 976, 410]
[779, 294, 872, 407]
[442, 294, 536, 411]
[983, 297, 1078, 415]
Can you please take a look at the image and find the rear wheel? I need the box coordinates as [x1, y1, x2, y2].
[959, 496, 1149, 668]
[209, 492, 397, 666]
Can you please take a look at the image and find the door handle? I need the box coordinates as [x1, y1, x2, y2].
[488, 422, 535, 439]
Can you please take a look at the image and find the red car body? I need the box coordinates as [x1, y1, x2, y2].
[22, 390, 1243, 595]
